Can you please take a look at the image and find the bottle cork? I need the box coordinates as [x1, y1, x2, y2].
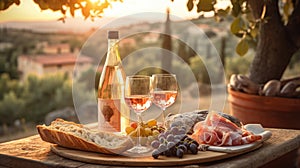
[108, 31, 119, 39]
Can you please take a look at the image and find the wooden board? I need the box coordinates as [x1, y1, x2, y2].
[51, 143, 262, 166]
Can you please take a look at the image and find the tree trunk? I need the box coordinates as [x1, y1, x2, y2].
[161, 8, 172, 73]
[248, 0, 298, 84]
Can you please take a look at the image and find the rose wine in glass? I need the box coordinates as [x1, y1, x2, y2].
[124, 75, 152, 153]
[152, 74, 177, 126]
[125, 96, 152, 113]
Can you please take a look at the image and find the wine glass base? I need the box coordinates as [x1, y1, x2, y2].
[127, 145, 152, 154]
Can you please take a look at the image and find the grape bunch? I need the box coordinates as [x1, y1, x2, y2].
[151, 122, 199, 159]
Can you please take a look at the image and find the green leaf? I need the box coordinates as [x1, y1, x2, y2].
[214, 15, 221, 22]
[246, 12, 255, 22]
[187, 0, 194, 11]
[0, 0, 14, 10]
[250, 27, 258, 38]
[225, 6, 231, 13]
[217, 9, 228, 17]
[283, 3, 289, 16]
[82, 2, 91, 19]
[230, 17, 242, 34]
[70, 5, 75, 17]
[37, 1, 49, 10]
[197, 0, 215, 12]
[61, 8, 66, 15]
[49, 1, 61, 11]
[0, 1, 5, 10]
[236, 39, 249, 56]
[245, 38, 257, 48]
[282, 0, 293, 22]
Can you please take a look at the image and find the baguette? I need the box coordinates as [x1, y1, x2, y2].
[37, 118, 133, 155]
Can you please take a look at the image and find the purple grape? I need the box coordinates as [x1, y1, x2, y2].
[176, 148, 184, 158]
[151, 140, 160, 149]
[158, 133, 165, 139]
[152, 149, 160, 159]
[182, 135, 188, 140]
[164, 130, 170, 137]
[192, 140, 199, 147]
[170, 126, 179, 134]
[167, 141, 175, 149]
[178, 144, 188, 153]
[178, 128, 186, 135]
[166, 134, 175, 142]
[174, 134, 184, 140]
[189, 143, 198, 154]
[170, 121, 180, 128]
[183, 141, 189, 148]
[174, 138, 181, 143]
[164, 149, 172, 157]
[171, 147, 177, 156]
[158, 144, 167, 152]
[159, 137, 165, 143]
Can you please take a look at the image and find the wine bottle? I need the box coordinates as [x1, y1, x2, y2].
[97, 31, 129, 133]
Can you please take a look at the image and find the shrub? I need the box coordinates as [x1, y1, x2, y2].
[0, 91, 25, 126]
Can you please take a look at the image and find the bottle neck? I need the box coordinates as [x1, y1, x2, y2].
[105, 39, 121, 66]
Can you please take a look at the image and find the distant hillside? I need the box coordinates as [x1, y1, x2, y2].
[0, 18, 112, 33]
[0, 14, 163, 33]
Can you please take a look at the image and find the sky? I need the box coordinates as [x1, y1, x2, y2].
[0, 0, 231, 22]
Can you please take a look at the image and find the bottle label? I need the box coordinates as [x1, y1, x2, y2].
[98, 99, 121, 132]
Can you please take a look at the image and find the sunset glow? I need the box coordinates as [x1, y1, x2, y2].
[0, 0, 62, 22]
[0, 0, 231, 22]
[89, 0, 99, 3]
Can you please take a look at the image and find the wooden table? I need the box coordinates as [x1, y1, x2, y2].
[0, 128, 299, 168]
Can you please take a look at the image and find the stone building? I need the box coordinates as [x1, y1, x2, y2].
[18, 43, 92, 79]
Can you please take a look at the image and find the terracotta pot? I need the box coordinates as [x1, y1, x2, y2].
[228, 88, 300, 129]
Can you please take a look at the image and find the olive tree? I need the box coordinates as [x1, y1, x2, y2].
[182, 0, 300, 84]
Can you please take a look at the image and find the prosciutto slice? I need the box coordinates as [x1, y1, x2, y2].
[191, 112, 262, 146]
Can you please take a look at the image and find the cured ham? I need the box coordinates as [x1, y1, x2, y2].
[191, 112, 262, 146]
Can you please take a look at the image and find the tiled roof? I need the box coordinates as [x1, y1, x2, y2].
[44, 43, 70, 50]
[20, 54, 92, 66]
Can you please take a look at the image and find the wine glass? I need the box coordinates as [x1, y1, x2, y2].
[124, 75, 152, 153]
[151, 74, 178, 126]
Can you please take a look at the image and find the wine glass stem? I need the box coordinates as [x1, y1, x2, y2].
[162, 108, 166, 127]
[137, 113, 142, 147]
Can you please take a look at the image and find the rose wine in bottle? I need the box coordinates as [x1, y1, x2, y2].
[97, 31, 129, 133]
